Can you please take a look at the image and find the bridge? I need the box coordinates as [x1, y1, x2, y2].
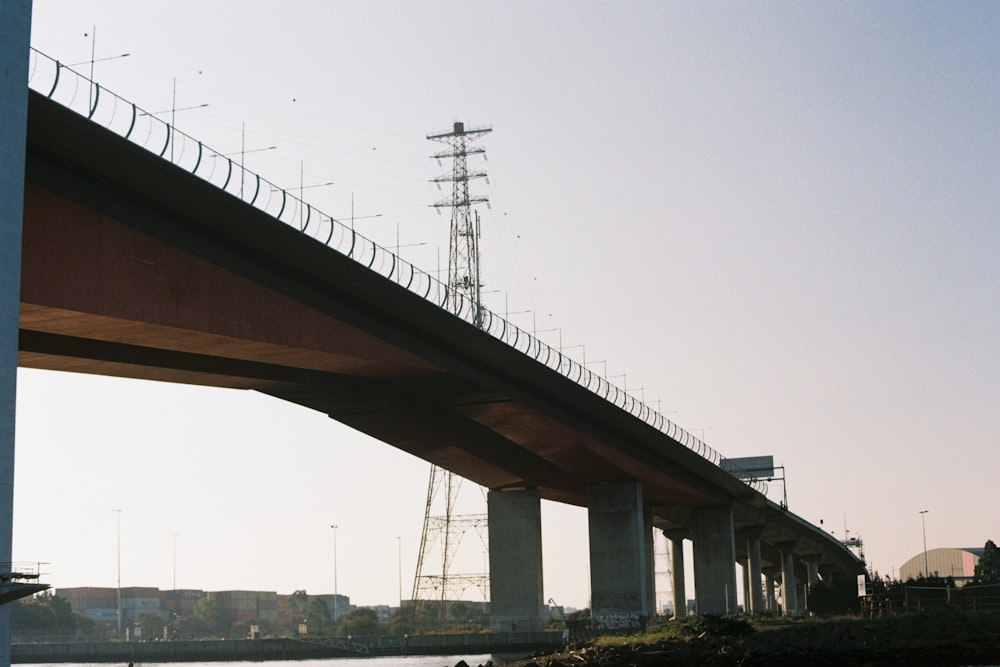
[2, 31, 863, 649]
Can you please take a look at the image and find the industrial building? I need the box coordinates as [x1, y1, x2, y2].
[899, 547, 984, 584]
[56, 587, 340, 627]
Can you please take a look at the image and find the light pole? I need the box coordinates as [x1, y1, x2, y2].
[396, 536, 402, 608]
[920, 510, 930, 578]
[330, 525, 338, 623]
[170, 532, 180, 590]
[111, 508, 122, 636]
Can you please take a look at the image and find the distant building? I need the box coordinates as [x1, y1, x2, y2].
[57, 587, 117, 624]
[162, 589, 205, 617]
[58, 585, 374, 627]
[121, 587, 165, 622]
[308, 593, 352, 621]
[899, 547, 984, 584]
[366, 604, 394, 623]
[208, 590, 278, 623]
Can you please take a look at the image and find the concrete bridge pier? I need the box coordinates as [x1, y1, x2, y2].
[643, 510, 656, 619]
[691, 505, 738, 614]
[803, 559, 821, 613]
[663, 529, 688, 619]
[1, 4, 32, 667]
[587, 481, 650, 631]
[745, 528, 764, 614]
[487, 487, 545, 632]
[778, 542, 799, 616]
[740, 556, 751, 613]
[762, 567, 779, 613]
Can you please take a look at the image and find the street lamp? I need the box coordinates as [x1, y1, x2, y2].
[920, 510, 930, 578]
[111, 508, 122, 636]
[330, 525, 338, 622]
[396, 536, 402, 608]
[170, 532, 180, 590]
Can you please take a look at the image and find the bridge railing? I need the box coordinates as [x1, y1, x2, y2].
[26, 48, 765, 495]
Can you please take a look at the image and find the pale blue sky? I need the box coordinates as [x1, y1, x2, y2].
[16, 1, 1000, 609]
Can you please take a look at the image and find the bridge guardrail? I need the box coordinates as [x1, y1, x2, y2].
[26, 48, 766, 496]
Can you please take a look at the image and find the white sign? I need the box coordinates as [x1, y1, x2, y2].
[857, 574, 868, 596]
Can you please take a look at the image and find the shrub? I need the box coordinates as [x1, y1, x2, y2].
[680, 614, 755, 637]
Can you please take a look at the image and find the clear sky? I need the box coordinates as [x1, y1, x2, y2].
[15, 1, 1000, 611]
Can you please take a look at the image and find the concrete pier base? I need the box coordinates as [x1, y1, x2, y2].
[664, 530, 688, 619]
[487, 487, 544, 632]
[763, 567, 778, 613]
[779, 543, 798, 616]
[691, 505, 737, 614]
[644, 511, 656, 618]
[805, 561, 820, 613]
[587, 481, 649, 631]
[1, 4, 32, 667]
[741, 556, 751, 613]
[746, 529, 764, 614]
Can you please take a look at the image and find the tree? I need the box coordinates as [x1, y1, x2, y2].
[387, 606, 415, 636]
[10, 593, 91, 634]
[42, 593, 74, 626]
[167, 613, 210, 640]
[973, 539, 1000, 584]
[336, 607, 380, 637]
[193, 597, 229, 636]
[11, 597, 56, 630]
[278, 589, 310, 633]
[807, 578, 861, 616]
[307, 597, 330, 631]
[138, 613, 166, 641]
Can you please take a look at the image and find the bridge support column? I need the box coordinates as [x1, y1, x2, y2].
[763, 567, 778, 613]
[644, 511, 656, 619]
[487, 487, 544, 632]
[746, 529, 764, 614]
[741, 555, 751, 613]
[587, 481, 649, 631]
[1, 4, 32, 667]
[663, 529, 688, 619]
[805, 560, 820, 613]
[779, 543, 798, 616]
[691, 505, 737, 615]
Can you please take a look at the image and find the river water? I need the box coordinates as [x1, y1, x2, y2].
[26, 657, 524, 667]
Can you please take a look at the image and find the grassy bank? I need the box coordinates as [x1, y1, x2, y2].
[503, 611, 1000, 666]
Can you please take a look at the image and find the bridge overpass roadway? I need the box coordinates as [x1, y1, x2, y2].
[17, 84, 863, 626]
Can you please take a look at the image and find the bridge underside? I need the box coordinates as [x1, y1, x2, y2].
[20, 90, 863, 582]
[21, 91, 732, 510]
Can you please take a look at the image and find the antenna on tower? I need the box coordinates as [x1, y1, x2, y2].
[410, 121, 492, 625]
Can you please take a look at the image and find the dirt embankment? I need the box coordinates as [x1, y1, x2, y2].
[483, 612, 1000, 666]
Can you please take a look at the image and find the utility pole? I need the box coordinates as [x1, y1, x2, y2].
[170, 532, 180, 590]
[112, 509, 122, 636]
[411, 122, 492, 623]
[920, 510, 930, 578]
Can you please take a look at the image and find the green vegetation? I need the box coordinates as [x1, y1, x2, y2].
[512, 611, 1000, 666]
[10, 593, 93, 638]
[974, 539, 1000, 584]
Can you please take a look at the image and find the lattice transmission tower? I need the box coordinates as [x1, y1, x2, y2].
[430, 121, 492, 326]
[410, 121, 493, 620]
